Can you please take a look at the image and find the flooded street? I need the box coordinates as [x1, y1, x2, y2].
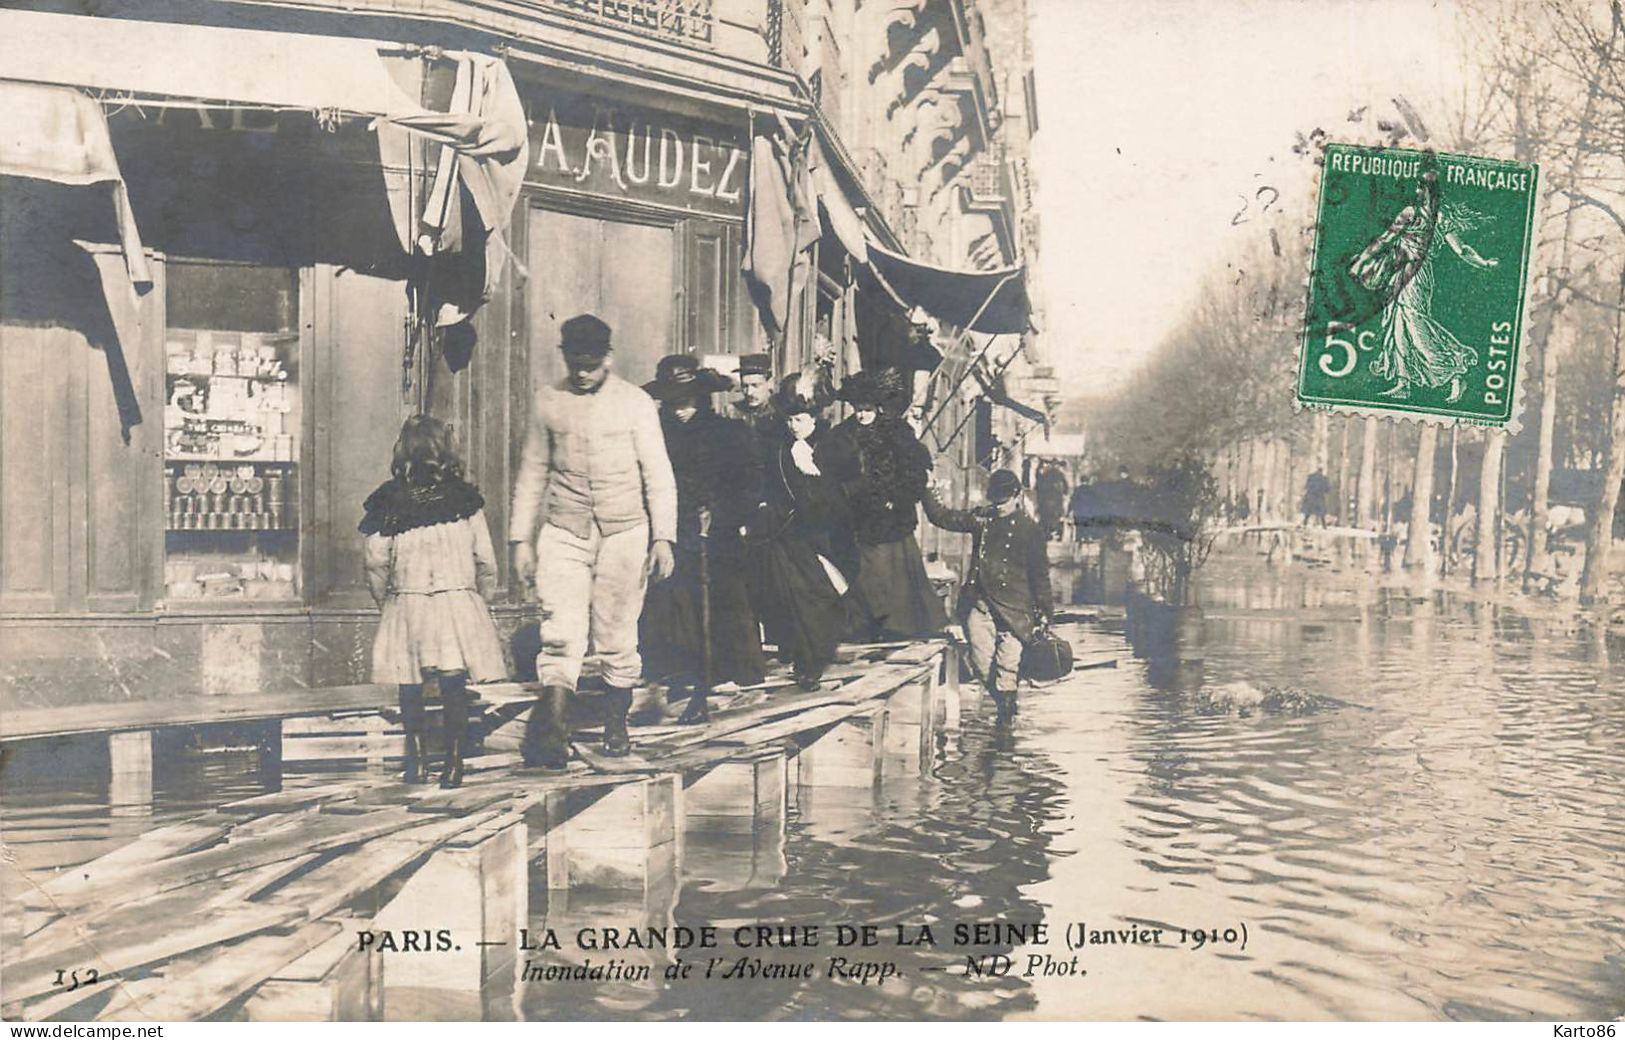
[4, 554, 1624, 1021]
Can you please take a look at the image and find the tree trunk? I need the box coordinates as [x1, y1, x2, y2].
[1527, 348, 1560, 582]
[1406, 424, 1438, 574]
[1357, 417, 1378, 528]
[1336, 418, 1354, 524]
[1525, 46, 1600, 590]
[1580, 324, 1625, 604]
[1474, 430, 1506, 584]
[1579, 395, 1625, 604]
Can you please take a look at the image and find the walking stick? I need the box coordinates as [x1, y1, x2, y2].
[680, 507, 714, 724]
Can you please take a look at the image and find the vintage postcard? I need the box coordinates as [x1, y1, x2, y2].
[2, 0, 1623, 1028]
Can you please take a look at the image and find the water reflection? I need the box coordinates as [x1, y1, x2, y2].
[3, 554, 1623, 1020]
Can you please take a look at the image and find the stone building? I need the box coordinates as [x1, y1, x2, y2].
[0, 0, 1044, 707]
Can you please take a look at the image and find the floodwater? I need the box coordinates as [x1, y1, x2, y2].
[4, 551, 1623, 1021]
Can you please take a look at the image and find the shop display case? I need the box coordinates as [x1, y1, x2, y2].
[162, 262, 302, 603]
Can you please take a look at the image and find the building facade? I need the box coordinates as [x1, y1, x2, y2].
[0, 0, 1044, 709]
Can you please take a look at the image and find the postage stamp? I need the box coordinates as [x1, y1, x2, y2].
[1297, 142, 1539, 428]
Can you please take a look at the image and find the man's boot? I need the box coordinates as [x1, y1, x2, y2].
[990, 686, 1017, 724]
[522, 685, 572, 770]
[602, 686, 634, 757]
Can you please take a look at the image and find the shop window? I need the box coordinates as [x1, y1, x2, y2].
[162, 261, 301, 603]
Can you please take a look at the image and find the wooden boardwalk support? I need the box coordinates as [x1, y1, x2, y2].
[794, 705, 886, 789]
[938, 643, 964, 733]
[535, 774, 680, 896]
[882, 664, 938, 769]
[682, 750, 789, 891]
[107, 730, 154, 813]
[243, 918, 382, 1022]
[1, 640, 955, 1022]
[372, 814, 527, 998]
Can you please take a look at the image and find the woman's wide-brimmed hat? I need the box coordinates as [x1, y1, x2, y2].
[837, 369, 886, 408]
[644, 354, 733, 402]
[774, 367, 834, 416]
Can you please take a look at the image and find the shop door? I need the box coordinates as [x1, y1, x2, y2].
[526, 208, 677, 391]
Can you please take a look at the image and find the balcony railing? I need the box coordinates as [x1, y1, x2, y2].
[968, 144, 1007, 205]
[546, 0, 714, 46]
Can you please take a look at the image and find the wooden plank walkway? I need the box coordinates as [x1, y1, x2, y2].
[1, 641, 954, 1023]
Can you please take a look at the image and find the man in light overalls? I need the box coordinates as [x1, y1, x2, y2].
[510, 314, 677, 768]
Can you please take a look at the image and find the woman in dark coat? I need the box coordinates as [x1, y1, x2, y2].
[749, 369, 860, 691]
[829, 368, 948, 641]
[640, 356, 769, 721]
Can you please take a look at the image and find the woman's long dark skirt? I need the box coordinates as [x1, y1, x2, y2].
[750, 536, 845, 683]
[642, 548, 768, 686]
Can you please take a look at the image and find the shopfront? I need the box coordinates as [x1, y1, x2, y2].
[0, 14, 764, 712]
[513, 71, 758, 393]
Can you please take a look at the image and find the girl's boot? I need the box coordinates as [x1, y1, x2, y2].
[399, 683, 428, 784]
[439, 672, 468, 788]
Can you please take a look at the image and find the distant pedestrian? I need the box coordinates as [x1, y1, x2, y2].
[1301, 470, 1331, 527]
[361, 415, 506, 789]
[1035, 461, 1071, 539]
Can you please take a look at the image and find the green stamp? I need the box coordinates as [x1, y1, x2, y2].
[1298, 143, 1538, 427]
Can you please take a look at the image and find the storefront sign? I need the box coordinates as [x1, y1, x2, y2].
[525, 95, 746, 217]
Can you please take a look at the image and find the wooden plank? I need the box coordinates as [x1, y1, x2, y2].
[218, 782, 367, 815]
[261, 811, 506, 920]
[42, 808, 424, 915]
[709, 701, 880, 748]
[98, 920, 344, 1022]
[278, 735, 403, 762]
[3, 905, 303, 1004]
[267, 919, 365, 983]
[30, 813, 236, 901]
[645, 664, 928, 755]
[884, 641, 949, 665]
[572, 741, 664, 775]
[1, 683, 410, 742]
[21, 854, 321, 965]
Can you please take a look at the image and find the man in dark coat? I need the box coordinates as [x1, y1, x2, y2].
[641, 355, 768, 722]
[731, 352, 778, 441]
[922, 468, 1053, 721]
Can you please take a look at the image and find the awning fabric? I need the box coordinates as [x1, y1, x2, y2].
[742, 133, 819, 341]
[1, 9, 528, 320]
[865, 239, 1030, 335]
[381, 53, 530, 323]
[0, 82, 149, 289]
[0, 10, 422, 116]
[808, 137, 868, 263]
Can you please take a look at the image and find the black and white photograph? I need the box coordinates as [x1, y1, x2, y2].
[1, 0, 1623, 1025]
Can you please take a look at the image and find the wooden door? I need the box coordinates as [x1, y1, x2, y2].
[526, 208, 676, 392]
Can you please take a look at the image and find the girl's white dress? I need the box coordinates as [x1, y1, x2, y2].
[364, 502, 507, 684]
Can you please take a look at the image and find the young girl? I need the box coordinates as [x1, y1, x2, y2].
[361, 416, 506, 787]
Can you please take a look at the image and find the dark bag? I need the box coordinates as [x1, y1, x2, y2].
[1020, 622, 1074, 683]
